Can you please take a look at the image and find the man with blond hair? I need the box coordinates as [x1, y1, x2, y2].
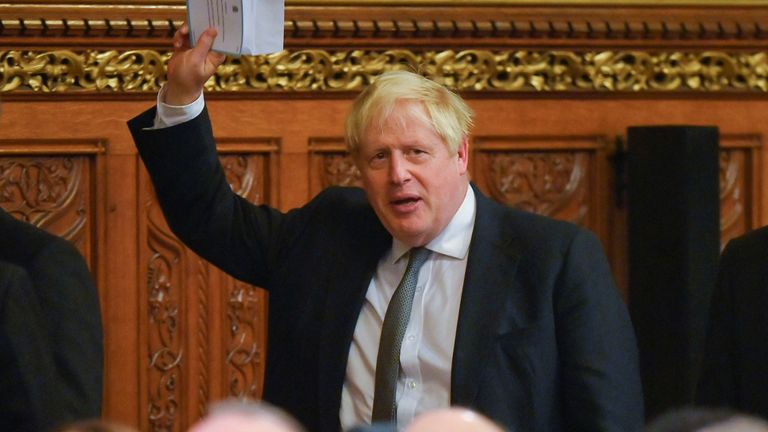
[128, 25, 643, 432]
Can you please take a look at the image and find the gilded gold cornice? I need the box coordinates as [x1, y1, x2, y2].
[1, 49, 767, 93]
[7, 1, 768, 6]
[1, 16, 768, 43]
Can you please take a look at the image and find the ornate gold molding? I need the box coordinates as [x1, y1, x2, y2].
[0, 50, 768, 93]
[1, 16, 767, 42]
[2, 49, 767, 93]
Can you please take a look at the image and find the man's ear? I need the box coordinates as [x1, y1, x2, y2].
[456, 137, 469, 174]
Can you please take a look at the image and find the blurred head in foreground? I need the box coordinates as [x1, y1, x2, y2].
[188, 399, 306, 432]
[645, 407, 768, 432]
[405, 407, 505, 432]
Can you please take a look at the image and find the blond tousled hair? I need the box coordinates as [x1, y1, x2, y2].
[345, 70, 474, 155]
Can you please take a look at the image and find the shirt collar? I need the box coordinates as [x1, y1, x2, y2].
[391, 186, 477, 263]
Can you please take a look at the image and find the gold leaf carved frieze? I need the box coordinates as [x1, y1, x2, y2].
[2, 49, 768, 93]
[1, 50, 168, 92]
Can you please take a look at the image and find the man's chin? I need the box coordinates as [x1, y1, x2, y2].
[388, 227, 432, 247]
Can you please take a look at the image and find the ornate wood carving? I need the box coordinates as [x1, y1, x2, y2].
[309, 138, 360, 196]
[719, 135, 762, 248]
[145, 194, 184, 432]
[0, 140, 103, 262]
[3, 2, 768, 46]
[226, 279, 265, 398]
[0, 156, 82, 225]
[142, 145, 273, 431]
[472, 136, 606, 232]
[193, 257, 210, 420]
[3, 49, 768, 93]
[482, 152, 590, 225]
[218, 152, 270, 400]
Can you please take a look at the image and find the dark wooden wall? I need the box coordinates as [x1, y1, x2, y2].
[1, 1, 767, 429]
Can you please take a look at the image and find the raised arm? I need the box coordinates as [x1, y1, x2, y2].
[128, 24, 290, 287]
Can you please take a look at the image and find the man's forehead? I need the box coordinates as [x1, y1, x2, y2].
[367, 100, 432, 132]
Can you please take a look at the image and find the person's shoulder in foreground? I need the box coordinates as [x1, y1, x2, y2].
[696, 224, 768, 417]
[0, 208, 104, 428]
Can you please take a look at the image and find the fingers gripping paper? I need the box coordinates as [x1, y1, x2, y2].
[187, 0, 284, 56]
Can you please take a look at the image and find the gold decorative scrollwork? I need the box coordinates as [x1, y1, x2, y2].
[1, 49, 168, 92]
[2, 49, 768, 93]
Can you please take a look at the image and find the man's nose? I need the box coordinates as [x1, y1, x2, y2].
[388, 154, 411, 184]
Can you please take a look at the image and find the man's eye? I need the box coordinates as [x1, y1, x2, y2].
[368, 152, 387, 167]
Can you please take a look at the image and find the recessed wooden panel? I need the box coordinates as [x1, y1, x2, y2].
[0, 139, 105, 271]
[138, 139, 277, 432]
[308, 137, 360, 197]
[472, 135, 609, 240]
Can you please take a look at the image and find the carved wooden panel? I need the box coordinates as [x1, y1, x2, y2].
[719, 134, 762, 249]
[144, 206, 184, 432]
[472, 135, 609, 239]
[0, 139, 104, 268]
[308, 138, 361, 197]
[217, 146, 275, 402]
[139, 139, 277, 432]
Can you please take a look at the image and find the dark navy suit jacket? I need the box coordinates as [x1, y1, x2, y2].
[0, 209, 103, 431]
[129, 106, 643, 432]
[697, 226, 768, 418]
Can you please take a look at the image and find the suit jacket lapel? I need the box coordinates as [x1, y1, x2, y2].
[316, 217, 391, 432]
[451, 187, 521, 405]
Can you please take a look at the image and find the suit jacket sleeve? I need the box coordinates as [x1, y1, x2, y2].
[555, 229, 644, 431]
[128, 106, 313, 289]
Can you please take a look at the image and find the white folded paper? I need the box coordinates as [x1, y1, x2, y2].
[187, 0, 284, 56]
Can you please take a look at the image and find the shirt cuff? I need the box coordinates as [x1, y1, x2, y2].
[152, 84, 205, 129]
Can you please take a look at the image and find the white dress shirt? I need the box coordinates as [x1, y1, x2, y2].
[340, 187, 476, 431]
[153, 89, 477, 430]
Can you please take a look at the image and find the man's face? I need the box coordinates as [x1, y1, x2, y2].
[354, 100, 469, 247]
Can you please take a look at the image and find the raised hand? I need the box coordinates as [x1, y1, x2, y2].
[164, 24, 227, 106]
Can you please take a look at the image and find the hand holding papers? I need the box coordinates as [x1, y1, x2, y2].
[187, 0, 285, 56]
